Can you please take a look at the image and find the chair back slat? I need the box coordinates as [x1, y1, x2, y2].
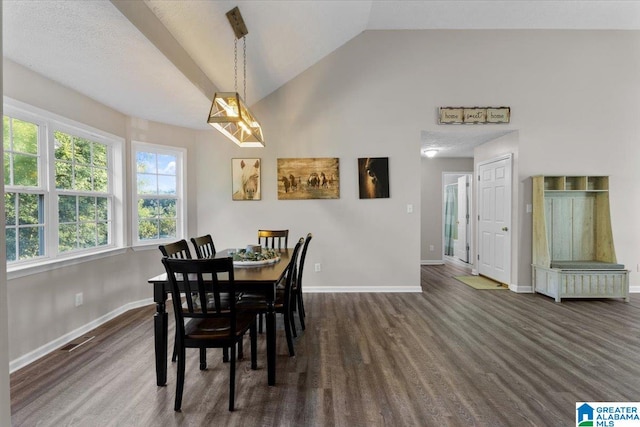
[190, 234, 216, 259]
[159, 240, 192, 259]
[258, 229, 289, 250]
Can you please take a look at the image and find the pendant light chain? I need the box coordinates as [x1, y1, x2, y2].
[243, 36, 247, 102]
[234, 38, 238, 92]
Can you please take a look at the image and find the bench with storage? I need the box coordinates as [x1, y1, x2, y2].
[531, 176, 629, 302]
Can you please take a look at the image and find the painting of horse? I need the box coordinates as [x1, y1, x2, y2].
[358, 157, 390, 199]
[232, 158, 261, 200]
[277, 158, 340, 200]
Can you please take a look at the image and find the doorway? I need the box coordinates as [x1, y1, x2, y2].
[443, 172, 472, 264]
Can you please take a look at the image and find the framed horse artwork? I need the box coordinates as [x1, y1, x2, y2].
[358, 157, 390, 199]
[277, 157, 340, 200]
[232, 158, 261, 201]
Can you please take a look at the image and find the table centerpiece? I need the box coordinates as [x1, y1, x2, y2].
[231, 247, 280, 266]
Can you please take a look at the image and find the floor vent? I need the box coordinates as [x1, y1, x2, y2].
[59, 336, 95, 352]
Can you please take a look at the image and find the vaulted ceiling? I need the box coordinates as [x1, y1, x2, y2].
[4, 1, 639, 156]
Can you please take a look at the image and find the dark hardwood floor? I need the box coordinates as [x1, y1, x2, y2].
[10, 259, 640, 426]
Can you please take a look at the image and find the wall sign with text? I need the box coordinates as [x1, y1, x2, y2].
[439, 107, 510, 124]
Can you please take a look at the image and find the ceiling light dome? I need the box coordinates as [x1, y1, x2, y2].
[422, 149, 438, 158]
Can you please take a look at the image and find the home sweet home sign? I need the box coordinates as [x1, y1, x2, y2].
[439, 107, 510, 124]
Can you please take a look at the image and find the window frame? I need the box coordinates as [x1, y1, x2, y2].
[131, 140, 187, 248]
[4, 97, 125, 277]
[3, 111, 47, 263]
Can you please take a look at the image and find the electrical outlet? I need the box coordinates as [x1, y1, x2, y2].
[314, 263, 321, 272]
[407, 204, 413, 214]
[75, 292, 83, 307]
[429, 245, 435, 251]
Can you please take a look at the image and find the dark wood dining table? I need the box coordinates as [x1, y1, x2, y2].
[148, 248, 292, 387]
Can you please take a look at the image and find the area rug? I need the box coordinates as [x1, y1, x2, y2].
[454, 276, 508, 290]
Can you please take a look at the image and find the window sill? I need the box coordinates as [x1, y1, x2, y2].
[131, 242, 165, 252]
[7, 247, 129, 280]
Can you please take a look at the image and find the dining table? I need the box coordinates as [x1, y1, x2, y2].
[148, 248, 292, 387]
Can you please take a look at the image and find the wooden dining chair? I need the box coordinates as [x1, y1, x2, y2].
[258, 229, 289, 250]
[159, 240, 192, 363]
[190, 234, 216, 259]
[161, 256, 257, 412]
[160, 239, 235, 362]
[238, 237, 304, 357]
[293, 233, 312, 331]
[189, 234, 246, 359]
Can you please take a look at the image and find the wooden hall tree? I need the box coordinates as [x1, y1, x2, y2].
[531, 176, 629, 302]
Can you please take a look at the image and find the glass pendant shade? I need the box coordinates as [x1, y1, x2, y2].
[207, 92, 264, 147]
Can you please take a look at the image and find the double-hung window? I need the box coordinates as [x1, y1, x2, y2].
[54, 130, 112, 253]
[4, 115, 45, 262]
[132, 141, 185, 246]
[3, 99, 124, 269]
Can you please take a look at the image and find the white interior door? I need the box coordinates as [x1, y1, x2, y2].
[454, 175, 469, 262]
[478, 156, 512, 284]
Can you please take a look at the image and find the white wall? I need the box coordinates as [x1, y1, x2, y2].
[194, 32, 427, 292]
[421, 157, 474, 262]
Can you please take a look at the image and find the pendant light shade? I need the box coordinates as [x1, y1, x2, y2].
[208, 92, 264, 147]
[208, 7, 264, 147]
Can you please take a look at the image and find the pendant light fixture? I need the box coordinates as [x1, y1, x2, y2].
[207, 7, 264, 147]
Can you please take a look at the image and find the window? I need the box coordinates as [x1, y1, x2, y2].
[54, 131, 111, 252]
[3, 116, 45, 261]
[132, 142, 185, 245]
[3, 99, 124, 268]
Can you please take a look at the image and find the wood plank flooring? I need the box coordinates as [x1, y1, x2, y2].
[10, 259, 640, 426]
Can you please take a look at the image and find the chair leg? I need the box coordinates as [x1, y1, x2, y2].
[229, 344, 236, 411]
[297, 292, 306, 330]
[238, 336, 244, 360]
[299, 292, 306, 318]
[258, 313, 263, 334]
[199, 348, 207, 370]
[223, 347, 229, 363]
[175, 347, 186, 411]
[172, 335, 178, 362]
[290, 307, 298, 338]
[283, 312, 295, 357]
[250, 323, 257, 370]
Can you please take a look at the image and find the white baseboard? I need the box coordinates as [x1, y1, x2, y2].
[10, 298, 154, 373]
[510, 285, 534, 293]
[421, 260, 444, 265]
[630, 285, 640, 294]
[304, 286, 422, 293]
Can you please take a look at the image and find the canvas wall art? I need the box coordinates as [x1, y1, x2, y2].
[358, 157, 390, 199]
[232, 158, 261, 200]
[277, 158, 340, 200]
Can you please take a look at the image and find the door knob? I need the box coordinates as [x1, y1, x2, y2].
[502, 227, 508, 231]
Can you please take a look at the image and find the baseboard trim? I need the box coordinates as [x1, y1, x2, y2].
[630, 286, 640, 294]
[10, 298, 154, 373]
[511, 285, 534, 293]
[304, 286, 422, 293]
[421, 260, 444, 265]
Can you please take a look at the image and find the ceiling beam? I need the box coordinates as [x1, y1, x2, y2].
[110, 0, 217, 100]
